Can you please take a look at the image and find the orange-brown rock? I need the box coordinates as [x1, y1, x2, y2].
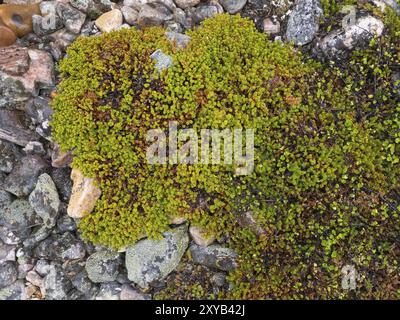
[0, 3, 40, 37]
[0, 24, 17, 47]
[67, 168, 102, 219]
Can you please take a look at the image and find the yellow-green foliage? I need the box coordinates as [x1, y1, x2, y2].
[52, 14, 400, 299]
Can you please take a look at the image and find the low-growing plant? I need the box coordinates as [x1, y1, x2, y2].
[52, 13, 400, 299]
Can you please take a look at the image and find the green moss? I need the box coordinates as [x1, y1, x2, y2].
[52, 13, 400, 299]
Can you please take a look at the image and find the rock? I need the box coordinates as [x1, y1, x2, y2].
[263, 18, 280, 34]
[211, 272, 226, 287]
[56, 2, 87, 34]
[189, 226, 215, 247]
[0, 25, 17, 48]
[219, 0, 247, 14]
[50, 168, 72, 202]
[0, 140, 21, 173]
[32, 14, 64, 36]
[0, 261, 17, 288]
[95, 282, 121, 300]
[3, 155, 48, 197]
[126, 225, 189, 288]
[0, 190, 13, 210]
[285, 0, 323, 46]
[236, 211, 266, 236]
[0, 3, 41, 37]
[0, 199, 36, 242]
[25, 270, 43, 288]
[137, 3, 173, 27]
[0, 46, 55, 109]
[22, 141, 45, 155]
[192, 4, 222, 23]
[95, 9, 123, 33]
[0, 279, 26, 300]
[173, 8, 192, 30]
[56, 214, 76, 233]
[51, 145, 73, 169]
[0, 241, 16, 263]
[34, 232, 86, 261]
[70, 0, 110, 19]
[71, 270, 98, 297]
[24, 173, 60, 247]
[174, 0, 200, 9]
[120, 284, 151, 300]
[34, 259, 51, 277]
[150, 49, 173, 72]
[374, 0, 400, 15]
[0, 110, 39, 147]
[121, 5, 138, 25]
[67, 168, 101, 218]
[85, 250, 121, 283]
[165, 31, 190, 49]
[26, 97, 53, 140]
[315, 15, 384, 60]
[43, 265, 73, 300]
[190, 244, 238, 271]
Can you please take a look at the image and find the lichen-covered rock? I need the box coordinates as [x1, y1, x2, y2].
[189, 226, 215, 247]
[67, 168, 101, 218]
[43, 265, 73, 300]
[174, 0, 200, 9]
[56, 2, 87, 34]
[150, 49, 173, 72]
[25, 173, 60, 247]
[0, 140, 21, 173]
[0, 279, 26, 300]
[165, 31, 191, 49]
[85, 250, 121, 283]
[0, 110, 39, 147]
[121, 5, 138, 25]
[190, 244, 238, 271]
[126, 225, 189, 288]
[285, 0, 323, 46]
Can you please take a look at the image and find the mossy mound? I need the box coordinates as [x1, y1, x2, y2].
[52, 13, 400, 299]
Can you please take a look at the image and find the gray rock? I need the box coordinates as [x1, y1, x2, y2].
[34, 232, 86, 261]
[71, 270, 98, 297]
[95, 282, 122, 300]
[150, 49, 173, 72]
[211, 272, 226, 287]
[121, 5, 138, 25]
[50, 167, 72, 203]
[174, 8, 192, 30]
[315, 15, 384, 60]
[43, 265, 73, 300]
[3, 155, 48, 197]
[70, 0, 108, 19]
[0, 199, 36, 242]
[56, 214, 76, 233]
[26, 97, 53, 139]
[0, 110, 40, 147]
[0, 242, 16, 263]
[85, 250, 121, 283]
[22, 141, 45, 156]
[57, 2, 87, 34]
[125, 225, 189, 288]
[24, 174, 60, 247]
[120, 284, 151, 300]
[193, 4, 223, 23]
[35, 259, 51, 277]
[165, 31, 191, 49]
[32, 13, 64, 36]
[174, 0, 200, 9]
[0, 280, 26, 300]
[0, 140, 21, 173]
[0, 190, 13, 211]
[137, 3, 173, 27]
[380, 0, 400, 15]
[0, 261, 18, 288]
[190, 244, 238, 271]
[219, 0, 247, 14]
[285, 0, 323, 46]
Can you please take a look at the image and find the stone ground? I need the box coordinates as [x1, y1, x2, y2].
[0, 0, 398, 300]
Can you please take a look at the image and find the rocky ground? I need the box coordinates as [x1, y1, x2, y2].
[0, 0, 399, 300]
